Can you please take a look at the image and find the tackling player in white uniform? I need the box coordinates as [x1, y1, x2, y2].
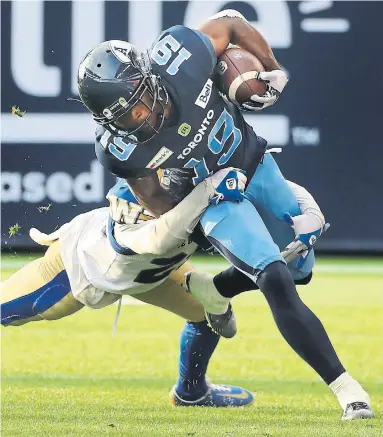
[1, 168, 255, 407]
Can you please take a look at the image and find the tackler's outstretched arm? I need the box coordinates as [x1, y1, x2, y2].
[110, 169, 246, 255]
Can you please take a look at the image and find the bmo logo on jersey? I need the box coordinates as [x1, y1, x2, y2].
[195, 79, 213, 109]
[146, 147, 174, 169]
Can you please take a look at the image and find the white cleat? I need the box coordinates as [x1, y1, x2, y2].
[184, 271, 236, 338]
[342, 402, 375, 420]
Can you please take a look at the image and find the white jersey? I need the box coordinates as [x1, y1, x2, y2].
[29, 178, 216, 309]
[58, 208, 197, 308]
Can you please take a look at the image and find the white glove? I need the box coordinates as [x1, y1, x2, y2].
[257, 70, 289, 94]
[281, 212, 329, 267]
[207, 168, 247, 204]
[242, 70, 288, 112]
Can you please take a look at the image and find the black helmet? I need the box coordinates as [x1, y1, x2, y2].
[77, 40, 168, 143]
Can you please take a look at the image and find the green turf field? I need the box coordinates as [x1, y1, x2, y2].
[1, 255, 383, 437]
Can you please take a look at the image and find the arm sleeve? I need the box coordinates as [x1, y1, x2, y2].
[287, 181, 325, 227]
[113, 179, 215, 255]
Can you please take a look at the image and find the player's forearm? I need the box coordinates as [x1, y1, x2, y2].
[287, 181, 325, 227]
[229, 20, 280, 71]
[114, 180, 215, 255]
[149, 180, 215, 253]
[198, 10, 280, 71]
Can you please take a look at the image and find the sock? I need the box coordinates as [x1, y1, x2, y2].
[213, 266, 257, 298]
[329, 372, 370, 410]
[214, 267, 313, 299]
[258, 262, 346, 384]
[175, 320, 219, 400]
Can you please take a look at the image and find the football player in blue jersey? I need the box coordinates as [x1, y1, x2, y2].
[77, 10, 373, 420]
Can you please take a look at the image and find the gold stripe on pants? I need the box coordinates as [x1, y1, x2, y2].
[134, 261, 205, 322]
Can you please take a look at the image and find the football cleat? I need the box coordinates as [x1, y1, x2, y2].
[169, 383, 254, 407]
[205, 304, 236, 339]
[342, 402, 375, 420]
[184, 271, 236, 338]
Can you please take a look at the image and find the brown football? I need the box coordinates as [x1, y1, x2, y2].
[215, 48, 267, 105]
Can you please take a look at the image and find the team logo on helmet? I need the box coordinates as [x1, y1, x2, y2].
[110, 40, 134, 64]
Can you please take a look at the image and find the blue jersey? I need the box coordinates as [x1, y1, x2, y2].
[95, 25, 267, 184]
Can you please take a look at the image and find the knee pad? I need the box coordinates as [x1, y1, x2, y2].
[1, 270, 74, 326]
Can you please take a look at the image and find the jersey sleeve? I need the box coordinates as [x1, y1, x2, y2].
[95, 125, 153, 179]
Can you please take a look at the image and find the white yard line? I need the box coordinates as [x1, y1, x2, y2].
[2, 258, 383, 275]
[190, 261, 383, 275]
[3, 372, 383, 385]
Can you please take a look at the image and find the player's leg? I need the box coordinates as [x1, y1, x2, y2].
[134, 262, 253, 407]
[1, 241, 83, 326]
[188, 197, 282, 316]
[134, 263, 204, 321]
[245, 152, 315, 281]
[194, 198, 373, 419]
[246, 154, 372, 417]
[209, 152, 315, 297]
[257, 262, 373, 419]
[210, 205, 314, 296]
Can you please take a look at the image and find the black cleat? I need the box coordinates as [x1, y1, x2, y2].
[205, 303, 237, 339]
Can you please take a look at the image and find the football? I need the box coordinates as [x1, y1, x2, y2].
[214, 47, 267, 105]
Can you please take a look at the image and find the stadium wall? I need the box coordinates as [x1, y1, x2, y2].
[1, 1, 382, 252]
